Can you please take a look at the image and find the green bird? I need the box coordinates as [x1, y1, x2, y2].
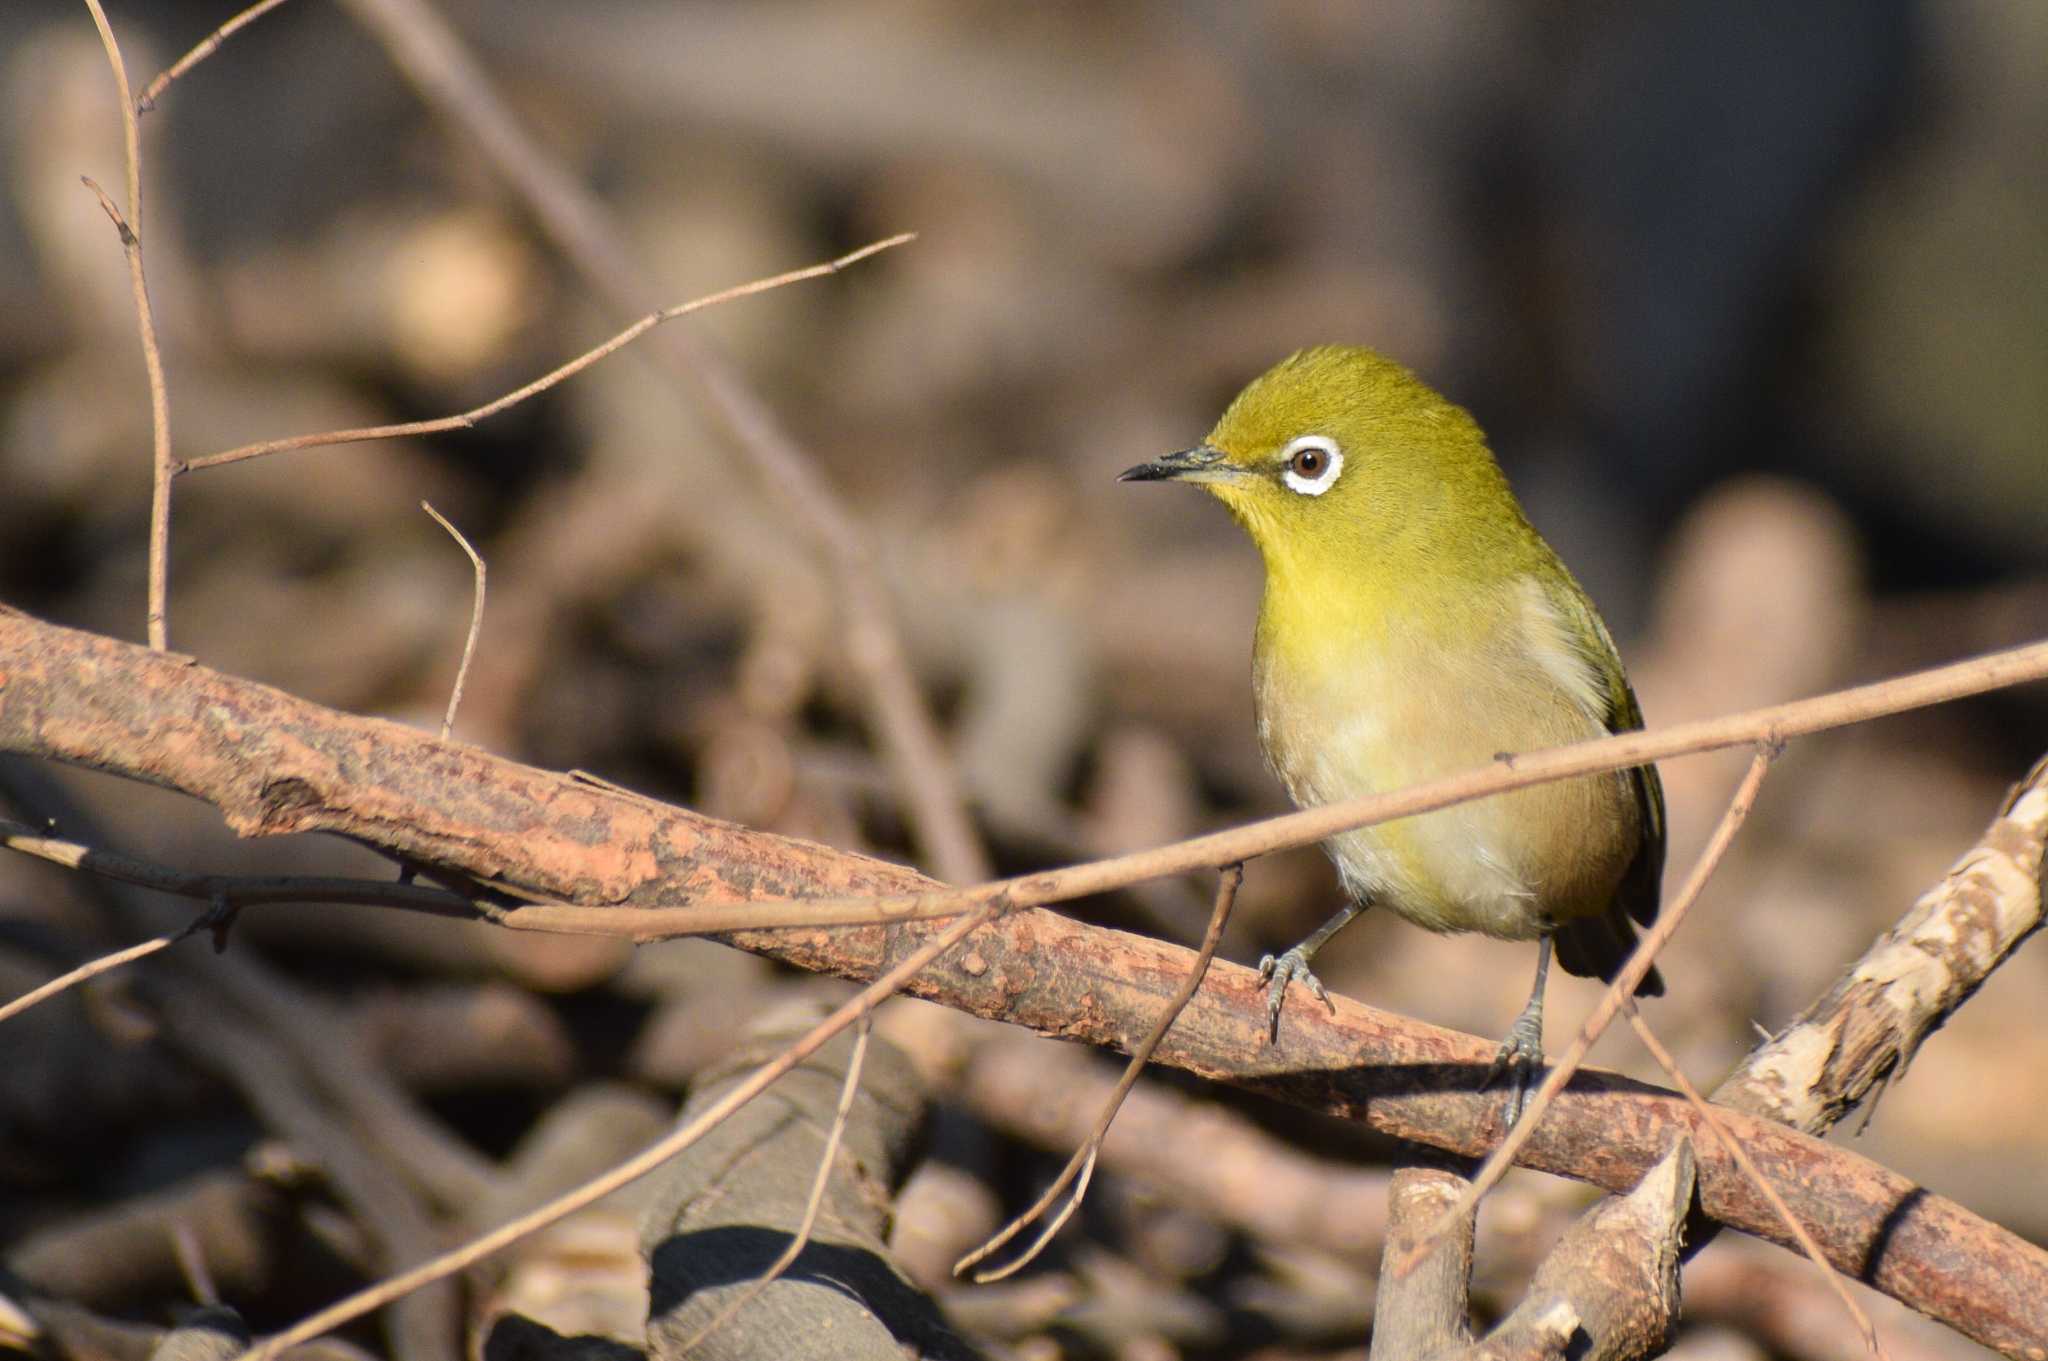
[1121, 346, 1664, 1117]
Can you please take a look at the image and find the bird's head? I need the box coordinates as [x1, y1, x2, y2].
[1121, 346, 1528, 578]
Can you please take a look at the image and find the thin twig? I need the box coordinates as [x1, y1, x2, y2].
[644, 642, 2047, 937]
[246, 898, 1003, 1359]
[420, 502, 484, 741]
[0, 933, 178, 1026]
[137, 0, 295, 112]
[958, 862, 1244, 1282]
[1405, 747, 1778, 1268]
[1622, 1001, 1889, 1361]
[181, 236, 913, 473]
[335, 0, 988, 885]
[676, 1015, 873, 1354]
[79, 0, 141, 225]
[1, 819, 479, 920]
[0, 817, 963, 945]
[79, 177, 174, 649]
[79, 1, 173, 649]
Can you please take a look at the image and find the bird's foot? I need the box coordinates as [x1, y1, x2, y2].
[1256, 947, 1333, 1042]
[1486, 1010, 1546, 1129]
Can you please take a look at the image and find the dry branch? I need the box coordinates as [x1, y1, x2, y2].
[637, 1012, 974, 1361]
[1456, 1140, 1693, 1361]
[1627, 1002, 1885, 1356]
[78, 0, 174, 649]
[1372, 1145, 1691, 1360]
[3, 608, 2047, 1356]
[1714, 752, 2048, 1132]
[139, 0, 297, 112]
[1370, 1165, 1474, 1360]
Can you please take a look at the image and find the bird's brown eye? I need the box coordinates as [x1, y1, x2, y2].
[1279, 435, 1344, 496]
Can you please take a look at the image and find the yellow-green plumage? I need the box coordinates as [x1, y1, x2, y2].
[1122, 346, 1663, 1107]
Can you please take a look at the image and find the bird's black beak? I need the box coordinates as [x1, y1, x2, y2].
[1118, 445, 1232, 483]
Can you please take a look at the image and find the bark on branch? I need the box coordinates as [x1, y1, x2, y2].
[2, 607, 2044, 1357]
[1714, 752, 2048, 1132]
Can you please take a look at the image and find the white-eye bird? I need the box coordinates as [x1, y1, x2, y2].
[1121, 345, 1664, 1118]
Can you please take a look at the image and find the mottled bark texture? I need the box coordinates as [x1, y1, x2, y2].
[1370, 1144, 1690, 1361]
[1715, 754, 2047, 1132]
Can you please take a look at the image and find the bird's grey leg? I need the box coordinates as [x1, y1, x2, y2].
[1488, 934, 1552, 1126]
[1257, 900, 1365, 1041]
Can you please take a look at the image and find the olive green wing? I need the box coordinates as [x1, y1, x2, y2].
[1541, 573, 1666, 928]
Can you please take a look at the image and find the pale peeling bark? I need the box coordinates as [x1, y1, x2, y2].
[1487, 1138, 1692, 1361]
[1379, 1141, 1693, 1361]
[1715, 755, 2048, 1132]
[1369, 1166, 1475, 1361]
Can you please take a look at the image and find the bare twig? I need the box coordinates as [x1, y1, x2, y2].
[78, 0, 141, 219]
[246, 899, 1001, 1360]
[1411, 747, 1777, 1264]
[0, 817, 974, 943]
[137, 0, 296, 112]
[81, 180, 174, 648]
[0, 932, 178, 1026]
[419, 502, 484, 741]
[958, 862, 1243, 1282]
[957, 1032, 1395, 1262]
[0, 819, 480, 921]
[79, 1, 174, 649]
[7, 609, 2045, 1007]
[1623, 1001, 1888, 1360]
[673, 1016, 874, 1354]
[180, 236, 912, 473]
[624, 643, 2046, 933]
[334, 0, 988, 884]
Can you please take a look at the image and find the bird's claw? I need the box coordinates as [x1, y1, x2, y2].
[1256, 947, 1332, 1042]
[1486, 1011, 1547, 1128]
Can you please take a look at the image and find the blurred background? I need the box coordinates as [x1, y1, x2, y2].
[2, 2, 2045, 1358]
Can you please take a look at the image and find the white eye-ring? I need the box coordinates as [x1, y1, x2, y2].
[1280, 435, 1344, 496]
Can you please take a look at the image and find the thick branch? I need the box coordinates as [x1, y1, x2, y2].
[1715, 753, 2048, 1131]
[1463, 1140, 1693, 1361]
[1370, 1165, 1473, 1360]
[638, 1013, 975, 1361]
[2, 607, 2045, 1356]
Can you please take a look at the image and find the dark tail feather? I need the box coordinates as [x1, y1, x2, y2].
[1555, 910, 1665, 998]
